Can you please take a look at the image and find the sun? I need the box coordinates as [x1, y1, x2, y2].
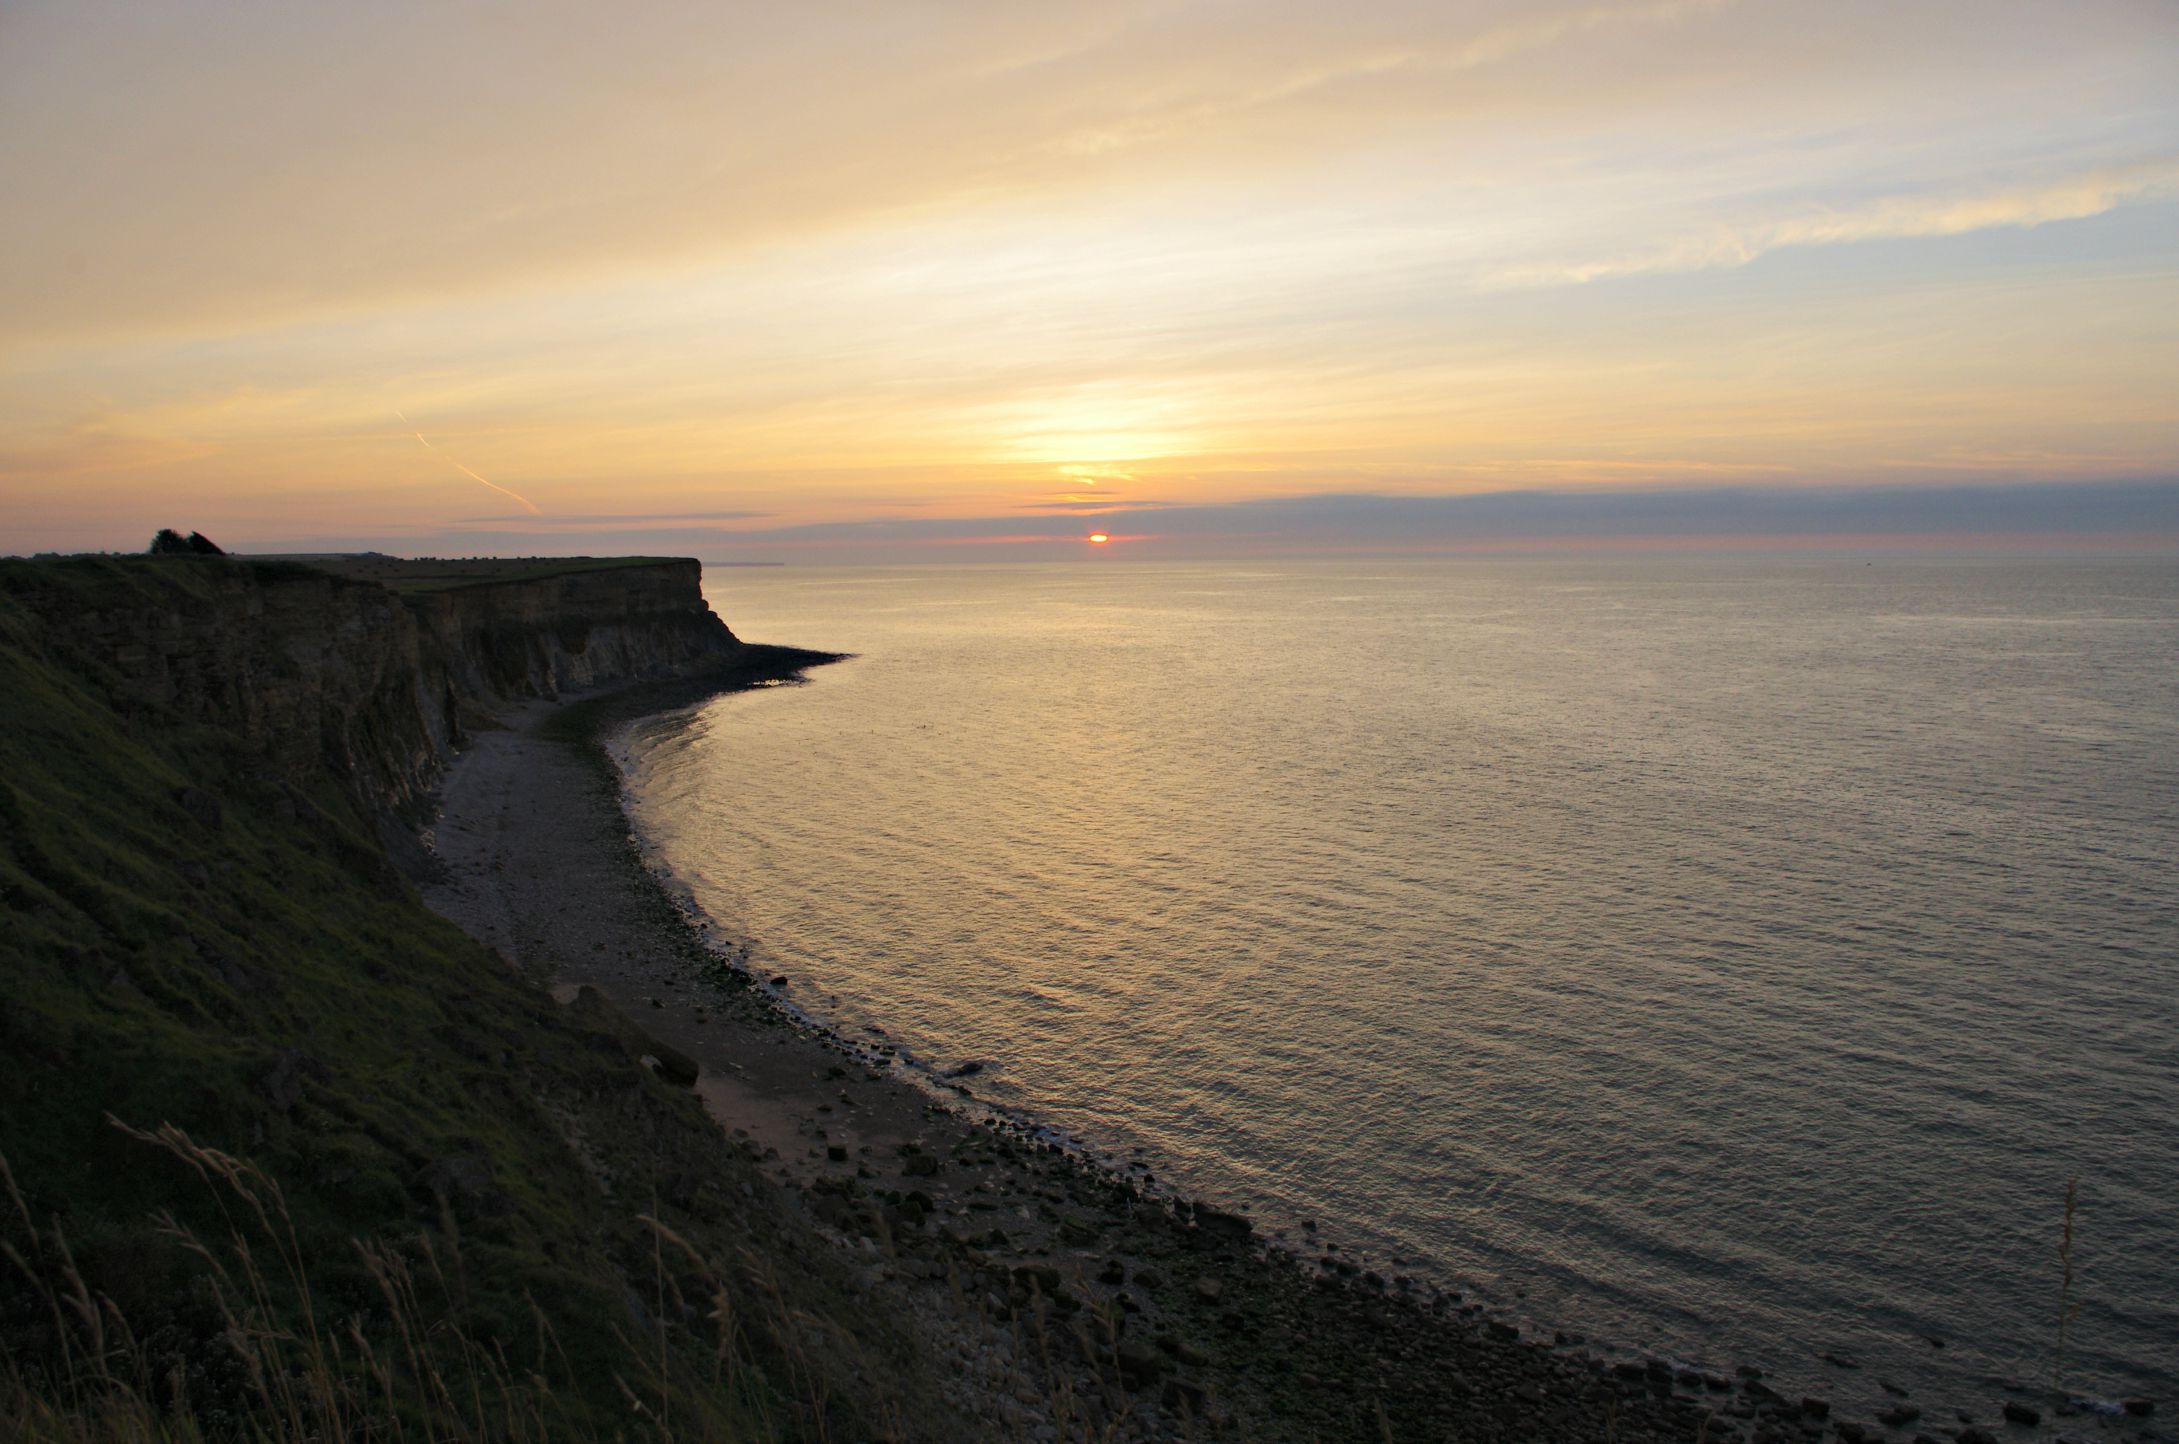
[1086, 532, 1110, 544]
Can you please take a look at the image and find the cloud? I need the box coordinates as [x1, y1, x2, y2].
[18, 0, 2158, 349]
[1084, 479, 2179, 543]
[451, 510, 772, 526]
[1023, 498, 1177, 511]
[210, 479, 2179, 565]
[3, 0, 2175, 557]
[520, 478, 2179, 555]
[1493, 160, 2179, 288]
[1049, 0, 1737, 158]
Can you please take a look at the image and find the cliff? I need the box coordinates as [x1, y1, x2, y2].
[407, 558, 739, 705]
[0, 555, 742, 816]
[0, 554, 932, 1441]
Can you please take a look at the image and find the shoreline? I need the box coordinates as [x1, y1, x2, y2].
[419, 658, 2143, 1443]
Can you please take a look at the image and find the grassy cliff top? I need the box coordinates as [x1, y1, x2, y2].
[255, 554, 688, 594]
[0, 553, 690, 603]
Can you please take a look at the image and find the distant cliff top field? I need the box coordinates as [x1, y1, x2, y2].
[252, 554, 686, 594]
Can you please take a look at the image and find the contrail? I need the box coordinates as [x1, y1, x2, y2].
[395, 409, 541, 515]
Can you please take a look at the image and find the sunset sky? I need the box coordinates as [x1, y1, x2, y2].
[3, 0, 2176, 560]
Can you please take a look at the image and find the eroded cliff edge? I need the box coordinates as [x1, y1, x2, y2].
[0, 554, 741, 816]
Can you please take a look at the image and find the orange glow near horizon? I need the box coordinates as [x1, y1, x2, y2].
[1087, 533, 1111, 544]
[1, 3, 2174, 559]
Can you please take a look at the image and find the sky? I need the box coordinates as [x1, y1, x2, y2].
[2, 0, 2176, 561]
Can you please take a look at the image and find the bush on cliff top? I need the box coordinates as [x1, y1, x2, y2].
[146, 529, 225, 556]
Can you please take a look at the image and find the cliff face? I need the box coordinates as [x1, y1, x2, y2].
[0, 556, 742, 815]
[407, 558, 736, 704]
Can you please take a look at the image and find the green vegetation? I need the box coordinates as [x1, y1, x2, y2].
[0, 560, 943, 1440]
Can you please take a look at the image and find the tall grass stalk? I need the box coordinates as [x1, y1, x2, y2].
[1, 1122, 847, 1442]
[2054, 1175, 2081, 1395]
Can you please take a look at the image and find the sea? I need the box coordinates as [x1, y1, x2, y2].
[614, 557, 2179, 1423]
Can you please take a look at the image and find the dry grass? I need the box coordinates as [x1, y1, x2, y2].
[2052, 1174, 2081, 1396]
[0, 1122, 853, 1444]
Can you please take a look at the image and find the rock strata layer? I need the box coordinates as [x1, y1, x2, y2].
[3, 555, 740, 815]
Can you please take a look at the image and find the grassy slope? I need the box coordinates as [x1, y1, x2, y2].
[0, 561, 944, 1441]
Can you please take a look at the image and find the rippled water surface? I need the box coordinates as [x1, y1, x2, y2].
[621, 558, 2179, 1417]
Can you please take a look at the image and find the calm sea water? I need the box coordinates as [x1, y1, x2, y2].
[620, 558, 2179, 1420]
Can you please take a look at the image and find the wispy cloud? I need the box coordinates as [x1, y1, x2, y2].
[1052, 0, 1737, 157]
[1493, 160, 2179, 288]
[1023, 498, 1177, 511]
[451, 510, 772, 526]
